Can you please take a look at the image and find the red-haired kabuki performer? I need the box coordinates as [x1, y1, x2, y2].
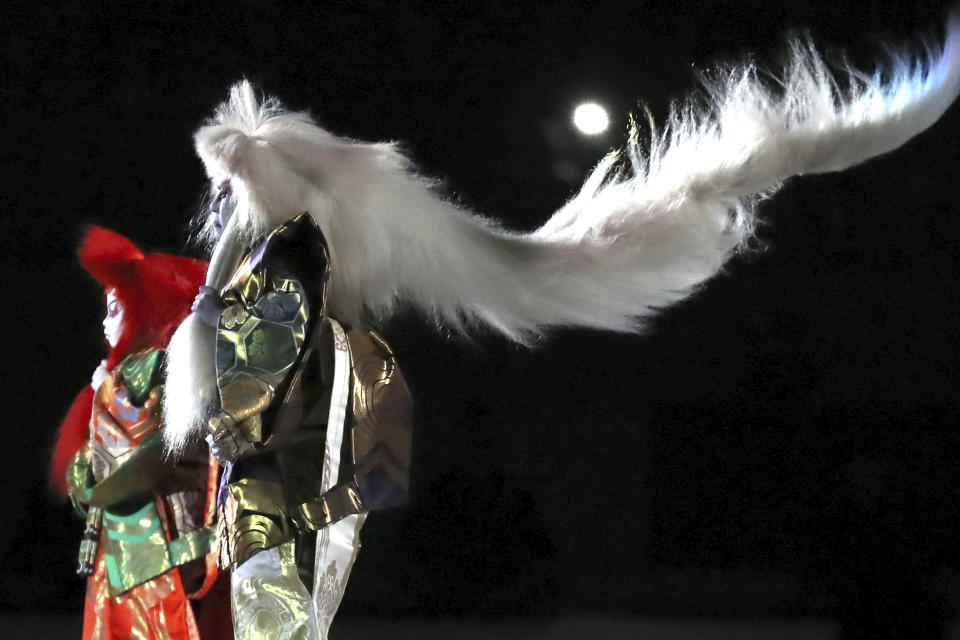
[163, 17, 960, 640]
[51, 227, 231, 640]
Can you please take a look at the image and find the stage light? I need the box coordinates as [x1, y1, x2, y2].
[573, 102, 609, 135]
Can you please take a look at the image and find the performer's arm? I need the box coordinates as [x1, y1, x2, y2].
[206, 273, 313, 461]
[65, 443, 93, 517]
[206, 376, 274, 461]
[192, 285, 225, 328]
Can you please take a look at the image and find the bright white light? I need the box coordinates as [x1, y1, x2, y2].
[573, 102, 609, 135]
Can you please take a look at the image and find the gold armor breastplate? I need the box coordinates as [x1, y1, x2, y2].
[90, 349, 162, 482]
[217, 273, 310, 399]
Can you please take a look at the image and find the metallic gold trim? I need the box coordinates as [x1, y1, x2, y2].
[344, 328, 413, 509]
[101, 501, 172, 595]
[168, 527, 215, 567]
[219, 479, 293, 568]
[67, 444, 93, 512]
[346, 329, 411, 473]
[85, 434, 174, 509]
[220, 376, 275, 422]
[293, 481, 366, 531]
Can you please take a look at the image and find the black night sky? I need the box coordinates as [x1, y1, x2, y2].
[3, 2, 960, 639]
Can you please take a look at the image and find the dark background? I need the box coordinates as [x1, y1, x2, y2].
[3, 1, 960, 638]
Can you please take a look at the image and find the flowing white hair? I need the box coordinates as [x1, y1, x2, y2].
[165, 18, 960, 450]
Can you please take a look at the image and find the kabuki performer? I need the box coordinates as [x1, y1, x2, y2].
[163, 17, 960, 640]
[51, 227, 231, 640]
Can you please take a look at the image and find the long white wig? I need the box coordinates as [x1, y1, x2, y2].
[165, 19, 960, 452]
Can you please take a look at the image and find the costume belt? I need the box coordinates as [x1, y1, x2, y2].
[81, 499, 215, 596]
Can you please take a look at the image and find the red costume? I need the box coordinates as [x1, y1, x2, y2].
[51, 227, 231, 640]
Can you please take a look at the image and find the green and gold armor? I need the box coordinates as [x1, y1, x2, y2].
[70, 348, 215, 594]
[210, 214, 413, 640]
[213, 214, 332, 566]
[212, 213, 412, 585]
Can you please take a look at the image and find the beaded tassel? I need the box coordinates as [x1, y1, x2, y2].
[77, 506, 102, 577]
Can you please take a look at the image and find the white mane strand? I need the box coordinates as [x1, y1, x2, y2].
[193, 19, 960, 345]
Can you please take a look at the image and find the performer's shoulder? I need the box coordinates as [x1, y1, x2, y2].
[116, 347, 165, 403]
[258, 212, 330, 280]
[265, 213, 327, 253]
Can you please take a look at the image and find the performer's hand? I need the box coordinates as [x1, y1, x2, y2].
[205, 413, 262, 463]
[67, 485, 89, 518]
[192, 286, 225, 328]
[90, 359, 108, 391]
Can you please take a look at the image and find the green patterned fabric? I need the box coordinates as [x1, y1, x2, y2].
[102, 502, 170, 594]
[66, 447, 94, 510]
[117, 349, 162, 406]
[168, 528, 215, 567]
[101, 500, 214, 595]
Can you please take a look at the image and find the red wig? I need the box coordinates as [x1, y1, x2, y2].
[50, 227, 208, 495]
[79, 226, 208, 369]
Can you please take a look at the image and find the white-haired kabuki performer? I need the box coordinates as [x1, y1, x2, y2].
[164, 17, 960, 640]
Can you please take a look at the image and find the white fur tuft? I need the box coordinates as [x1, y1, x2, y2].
[163, 314, 219, 454]
[163, 20, 960, 444]
[195, 21, 959, 342]
[163, 213, 247, 453]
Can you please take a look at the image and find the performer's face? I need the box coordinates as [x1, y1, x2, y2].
[103, 289, 124, 348]
[211, 179, 237, 240]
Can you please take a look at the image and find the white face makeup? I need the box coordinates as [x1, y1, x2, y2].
[103, 289, 124, 348]
[211, 179, 237, 241]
